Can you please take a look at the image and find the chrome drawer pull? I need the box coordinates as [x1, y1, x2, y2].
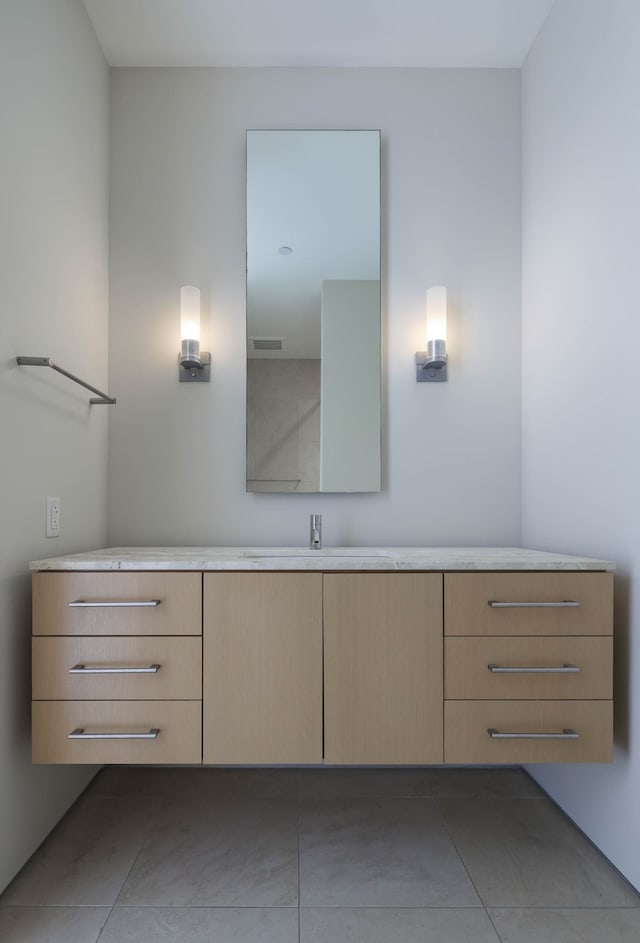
[488, 600, 580, 608]
[69, 663, 161, 675]
[68, 727, 160, 740]
[488, 727, 580, 740]
[488, 663, 580, 674]
[69, 600, 161, 608]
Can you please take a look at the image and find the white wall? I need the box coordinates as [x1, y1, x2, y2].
[522, 0, 640, 890]
[108, 67, 522, 548]
[0, 0, 109, 892]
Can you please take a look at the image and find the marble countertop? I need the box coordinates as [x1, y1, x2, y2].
[29, 547, 615, 572]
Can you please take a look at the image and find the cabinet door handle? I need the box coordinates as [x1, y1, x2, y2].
[68, 727, 160, 740]
[69, 600, 161, 608]
[487, 727, 580, 740]
[487, 663, 580, 674]
[488, 600, 580, 608]
[69, 663, 161, 674]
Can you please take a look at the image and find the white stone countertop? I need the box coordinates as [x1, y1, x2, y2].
[30, 547, 615, 572]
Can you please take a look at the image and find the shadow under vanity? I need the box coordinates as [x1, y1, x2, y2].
[29, 547, 614, 767]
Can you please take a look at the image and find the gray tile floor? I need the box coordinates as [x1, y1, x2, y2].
[1, 767, 638, 942]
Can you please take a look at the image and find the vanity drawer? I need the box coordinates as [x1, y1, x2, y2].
[444, 636, 612, 700]
[444, 699, 612, 764]
[444, 572, 612, 636]
[32, 572, 202, 636]
[32, 700, 202, 764]
[32, 636, 202, 700]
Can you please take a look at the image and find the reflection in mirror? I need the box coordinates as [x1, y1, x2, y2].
[246, 130, 381, 493]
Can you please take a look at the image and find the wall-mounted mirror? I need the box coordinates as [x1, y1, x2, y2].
[246, 130, 381, 493]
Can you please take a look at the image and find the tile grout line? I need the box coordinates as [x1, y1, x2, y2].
[4, 901, 640, 911]
[94, 795, 166, 941]
[431, 795, 506, 943]
[523, 777, 640, 906]
[8, 771, 638, 940]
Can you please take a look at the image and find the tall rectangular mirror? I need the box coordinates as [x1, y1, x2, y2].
[246, 130, 381, 493]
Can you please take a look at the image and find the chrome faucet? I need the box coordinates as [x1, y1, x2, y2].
[310, 514, 322, 550]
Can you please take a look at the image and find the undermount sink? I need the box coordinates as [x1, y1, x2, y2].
[241, 548, 395, 560]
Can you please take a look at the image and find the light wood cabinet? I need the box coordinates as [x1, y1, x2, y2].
[443, 572, 613, 764]
[31, 571, 202, 764]
[32, 636, 202, 700]
[444, 636, 612, 700]
[203, 573, 323, 764]
[32, 571, 202, 636]
[30, 563, 614, 766]
[32, 700, 201, 764]
[324, 573, 443, 764]
[444, 572, 612, 636]
[445, 700, 612, 764]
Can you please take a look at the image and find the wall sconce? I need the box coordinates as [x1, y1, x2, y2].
[416, 285, 448, 382]
[179, 285, 211, 382]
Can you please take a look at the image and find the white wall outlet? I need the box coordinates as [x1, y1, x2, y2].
[46, 496, 60, 538]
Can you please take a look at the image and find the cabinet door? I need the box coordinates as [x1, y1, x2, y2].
[203, 573, 323, 763]
[324, 573, 443, 764]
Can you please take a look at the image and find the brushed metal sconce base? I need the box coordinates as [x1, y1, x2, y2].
[179, 352, 211, 382]
[416, 352, 448, 382]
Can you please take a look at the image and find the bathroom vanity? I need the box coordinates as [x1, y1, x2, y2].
[29, 547, 614, 766]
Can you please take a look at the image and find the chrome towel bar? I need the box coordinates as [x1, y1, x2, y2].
[16, 356, 116, 405]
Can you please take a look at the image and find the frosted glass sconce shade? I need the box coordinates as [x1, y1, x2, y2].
[426, 285, 447, 346]
[181, 286, 201, 346]
[179, 285, 210, 382]
[416, 285, 448, 382]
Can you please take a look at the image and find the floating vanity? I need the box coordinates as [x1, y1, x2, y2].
[29, 547, 614, 767]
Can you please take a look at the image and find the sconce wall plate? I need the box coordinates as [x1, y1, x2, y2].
[416, 352, 447, 382]
[179, 352, 211, 382]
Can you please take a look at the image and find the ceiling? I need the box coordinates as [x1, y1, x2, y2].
[82, 0, 556, 68]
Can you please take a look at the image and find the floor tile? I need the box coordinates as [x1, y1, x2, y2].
[489, 908, 640, 943]
[301, 908, 501, 942]
[87, 765, 299, 800]
[99, 907, 298, 943]
[298, 767, 541, 801]
[0, 796, 160, 906]
[426, 767, 542, 799]
[0, 906, 109, 943]
[5, 766, 638, 943]
[300, 798, 479, 907]
[117, 796, 298, 906]
[299, 768, 435, 799]
[439, 798, 640, 908]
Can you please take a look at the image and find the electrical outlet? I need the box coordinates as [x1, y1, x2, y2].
[46, 496, 60, 538]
